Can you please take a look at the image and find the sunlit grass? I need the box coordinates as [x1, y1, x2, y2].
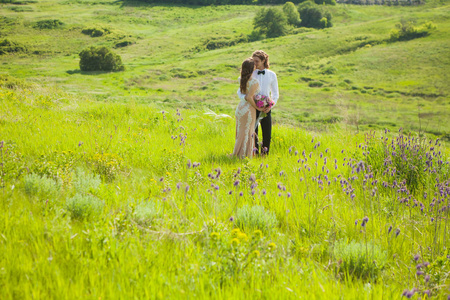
[0, 84, 448, 298]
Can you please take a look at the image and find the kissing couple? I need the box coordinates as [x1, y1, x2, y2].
[232, 50, 279, 159]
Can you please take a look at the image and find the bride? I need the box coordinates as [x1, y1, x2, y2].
[232, 58, 263, 159]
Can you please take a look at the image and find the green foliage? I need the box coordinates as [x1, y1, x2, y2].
[0, 74, 31, 89]
[72, 168, 101, 194]
[81, 26, 111, 37]
[389, 20, 436, 42]
[33, 19, 64, 30]
[334, 239, 388, 280]
[321, 65, 337, 75]
[132, 200, 163, 225]
[308, 81, 324, 87]
[0, 39, 27, 55]
[365, 130, 447, 193]
[79, 46, 125, 72]
[204, 227, 279, 283]
[314, 0, 336, 5]
[87, 152, 126, 181]
[66, 193, 103, 220]
[23, 173, 62, 198]
[253, 7, 288, 38]
[0, 141, 25, 183]
[202, 34, 248, 50]
[298, 1, 333, 29]
[283, 2, 301, 27]
[235, 205, 278, 233]
[30, 151, 77, 186]
[114, 40, 134, 48]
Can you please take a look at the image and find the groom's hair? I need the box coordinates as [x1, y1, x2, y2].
[252, 50, 269, 69]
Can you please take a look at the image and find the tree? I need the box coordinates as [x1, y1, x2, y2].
[283, 2, 301, 27]
[79, 46, 125, 72]
[298, 1, 333, 29]
[253, 7, 288, 38]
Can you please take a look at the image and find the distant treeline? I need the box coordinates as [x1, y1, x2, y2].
[122, 0, 305, 4]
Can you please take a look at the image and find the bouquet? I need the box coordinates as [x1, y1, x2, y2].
[254, 94, 274, 118]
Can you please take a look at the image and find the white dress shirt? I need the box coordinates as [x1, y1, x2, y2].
[237, 69, 279, 107]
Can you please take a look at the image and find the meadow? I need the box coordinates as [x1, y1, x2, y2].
[0, 0, 450, 299]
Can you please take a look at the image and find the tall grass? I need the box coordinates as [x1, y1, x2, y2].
[0, 83, 448, 298]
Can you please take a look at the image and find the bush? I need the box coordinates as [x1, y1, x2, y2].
[79, 46, 125, 72]
[203, 34, 248, 50]
[23, 173, 61, 198]
[322, 65, 337, 75]
[0, 39, 27, 55]
[298, 1, 333, 29]
[235, 205, 278, 233]
[308, 81, 324, 87]
[66, 193, 103, 220]
[253, 7, 288, 38]
[115, 40, 134, 48]
[283, 2, 301, 27]
[33, 19, 63, 30]
[72, 168, 101, 194]
[133, 201, 163, 225]
[389, 20, 436, 42]
[81, 26, 111, 37]
[334, 239, 387, 279]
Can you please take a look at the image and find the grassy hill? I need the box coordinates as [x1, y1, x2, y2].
[1, 0, 449, 136]
[0, 1, 449, 299]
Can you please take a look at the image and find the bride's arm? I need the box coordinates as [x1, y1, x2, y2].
[244, 83, 263, 111]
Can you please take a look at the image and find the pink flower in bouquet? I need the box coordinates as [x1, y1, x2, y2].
[256, 100, 265, 108]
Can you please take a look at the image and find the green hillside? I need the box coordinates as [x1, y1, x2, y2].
[1, 0, 449, 136]
[0, 1, 449, 299]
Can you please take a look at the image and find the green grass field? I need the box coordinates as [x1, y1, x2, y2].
[0, 0, 449, 299]
[1, 0, 449, 135]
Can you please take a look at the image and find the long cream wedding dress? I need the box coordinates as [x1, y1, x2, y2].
[232, 78, 260, 158]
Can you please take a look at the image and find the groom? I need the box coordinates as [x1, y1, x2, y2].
[238, 50, 279, 155]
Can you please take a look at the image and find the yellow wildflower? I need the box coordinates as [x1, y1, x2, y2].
[231, 228, 240, 237]
[210, 232, 219, 240]
[237, 232, 248, 242]
[231, 238, 240, 247]
[253, 230, 263, 240]
[268, 243, 277, 251]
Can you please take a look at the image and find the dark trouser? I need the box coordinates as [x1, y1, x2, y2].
[254, 111, 272, 155]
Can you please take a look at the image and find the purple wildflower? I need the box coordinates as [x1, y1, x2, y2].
[185, 185, 190, 192]
[414, 254, 420, 261]
[262, 189, 266, 195]
[395, 228, 400, 237]
[239, 192, 243, 197]
[229, 216, 234, 222]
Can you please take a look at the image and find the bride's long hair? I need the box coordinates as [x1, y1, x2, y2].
[240, 58, 254, 94]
